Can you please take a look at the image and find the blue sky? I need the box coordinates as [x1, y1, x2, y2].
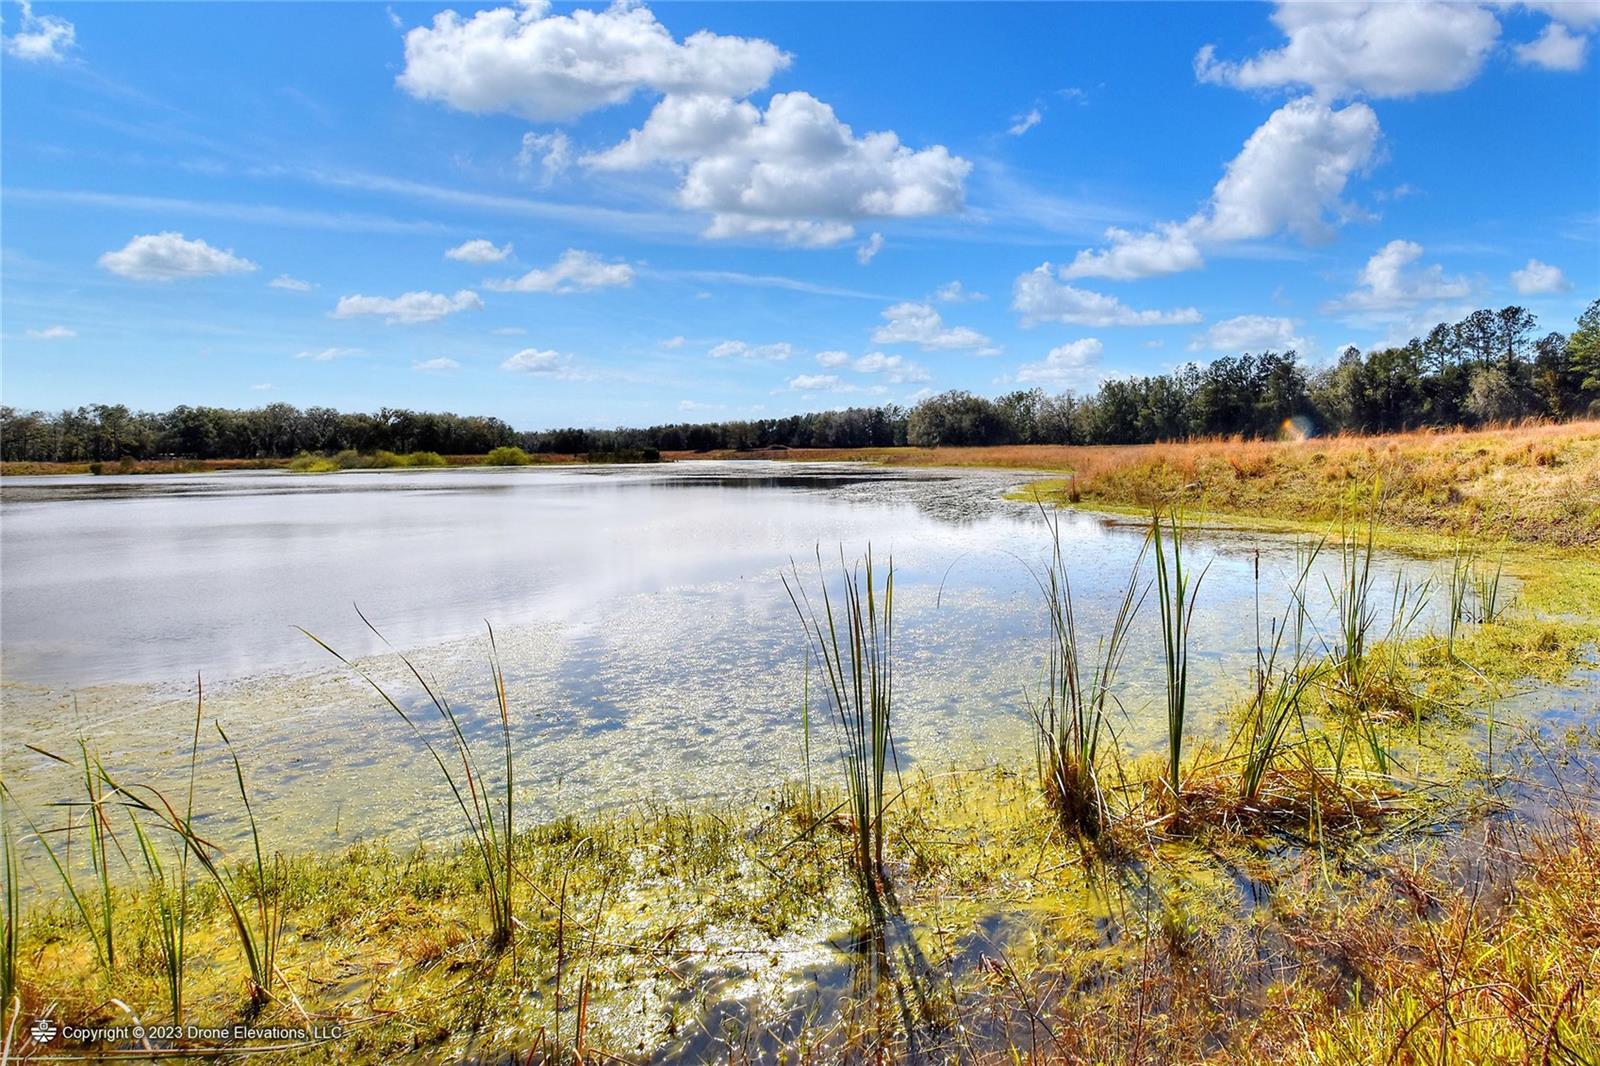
[2, 1, 1596, 429]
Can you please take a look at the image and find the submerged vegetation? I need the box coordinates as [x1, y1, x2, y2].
[4, 470, 1598, 1062]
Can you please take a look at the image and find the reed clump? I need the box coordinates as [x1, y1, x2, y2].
[785, 546, 897, 901]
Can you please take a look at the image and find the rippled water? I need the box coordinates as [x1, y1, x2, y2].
[2, 463, 1455, 849]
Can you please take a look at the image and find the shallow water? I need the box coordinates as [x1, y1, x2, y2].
[2, 462, 1456, 851]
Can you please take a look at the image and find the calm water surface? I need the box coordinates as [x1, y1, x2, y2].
[2, 463, 1457, 849]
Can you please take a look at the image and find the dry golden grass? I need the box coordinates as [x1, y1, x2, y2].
[679, 420, 1600, 548]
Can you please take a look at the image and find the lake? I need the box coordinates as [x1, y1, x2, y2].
[1, 462, 1449, 849]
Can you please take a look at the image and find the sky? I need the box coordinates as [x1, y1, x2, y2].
[2, 1, 1597, 430]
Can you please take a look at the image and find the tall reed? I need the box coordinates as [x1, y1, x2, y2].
[1236, 541, 1324, 803]
[784, 547, 896, 898]
[1028, 508, 1147, 835]
[303, 612, 517, 948]
[1, 792, 19, 1027]
[1151, 510, 1206, 808]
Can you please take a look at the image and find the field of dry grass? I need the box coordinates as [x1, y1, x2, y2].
[678, 420, 1600, 549]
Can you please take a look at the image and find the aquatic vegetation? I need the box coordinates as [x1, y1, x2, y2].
[1151, 509, 1206, 809]
[1028, 506, 1147, 835]
[785, 546, 897, 900]
[302, 613, 518, 949]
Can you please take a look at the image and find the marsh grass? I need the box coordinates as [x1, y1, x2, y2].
[302, 611, 517, 949]
[1027, 507, 1148, 836]
[1151, 510, 1207, 810]
[1235, 541, 1325, 806]
[1, 793, 19, 1028]
[785, 547, 897, 900]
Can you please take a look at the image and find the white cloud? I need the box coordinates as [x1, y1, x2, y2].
[269, 274, 315, 291]
[251, 383, 275, 391]
[659, 335, 687, 348]
[1060, 223, 1204, 281]
[517, 131, 573, 183]
[852, 351, 930, 383]
[98, 232, 258, 281]
[1515, 22, 1589, 69]
[500, 347, 586, 378]
[934, 281, 986, 303]
[1510, 258, 1570, 294]
[413, 357, 461, 372]
[1015, 339, 1104, 388]
[491, 326, 528, 335]
[871, 301, 994, 351]
[1508, 2, 1600, 30]
[397, 1, 789, 120]
[585, 91, 970, 245]
[678, 399, 722, 412]
[25, 325, 76, 340]
[1188, 314, 1305, 353]
[295, 347, 362, 361]
[446, 238, 513, 263]
[815, 350, 850, 367]
[1331, 239, 1470, 310]
[4, 0, 74, 62]
[1061, 97, 1379, 280]
[1200, 97, 1380, 243]
[1194, 2, 1501, 99]
[1008, 108, 1042, 136]
[708, 339, 793, 361]
[856, 231, 884, 265]
[1012, 265, 1204, 327]
[787, 373, 845, 391]
[332, 289, 483, 324]
[487, 248, 633, 293]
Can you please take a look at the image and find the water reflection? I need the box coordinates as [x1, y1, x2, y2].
[1, 462, 1459, 852]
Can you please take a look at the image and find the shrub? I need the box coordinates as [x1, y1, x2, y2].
[484, 446, 532, 466]
[403, 451, 447, 468]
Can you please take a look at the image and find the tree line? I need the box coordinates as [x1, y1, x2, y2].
[3, 301, 1595, 462]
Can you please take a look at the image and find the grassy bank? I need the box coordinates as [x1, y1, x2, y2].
[680, 420, 1600, 550]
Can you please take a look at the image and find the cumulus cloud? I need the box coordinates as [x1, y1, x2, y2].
[332, 289, 483, 324]
[517, 131, 573, 183]
[708, 339, 793, 360]
[871, 302, 995, 351]
[1515, 21, 1589, 69]
[1201, 97, 1380, 243]
[851, 351, 930, 383]
[4, 0, 74, 62]
[786, 373, 844, 391]
[295, 347, 362, 361]
[487, 249, 633, 293]
[500, 347, 586, 378]
[856, 232, 884, 265]
[98, 232, 257, 281]
[1330, 240, 1470, 310]
[397, 1, 790, 120]
[1510, 258, 1570, 294]
[1061, 97, 1379, 280]
[1060, 223, 1204, 281]
[585, 91, 970, 245]
[1012, 265, 1203, 327]
[1188, 314, 1304, 353]
[26, 325, 76, 340]
[1007, 108, 1042, 136]
[446, 238, 513, 263]
[1194, 2, 1501, 99]
[269, 274, 315, 291]
[815, 350, 850, 367]
[413, 357, 461, 371]
[1015, 339, 1104, 388]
